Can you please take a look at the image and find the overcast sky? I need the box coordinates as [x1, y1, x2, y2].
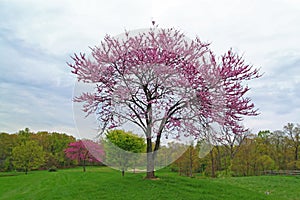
[1, 0, 300, 138]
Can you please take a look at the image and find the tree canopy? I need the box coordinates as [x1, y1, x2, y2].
[0, 129, 76, 172]
[12, 140, 45, 174]
[65, 140, 104, 172]
[104, 129, 145, 176]
[69, 27, 261, 178]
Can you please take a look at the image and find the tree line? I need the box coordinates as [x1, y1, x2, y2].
[0, 128, 78, 172]
[170, 123, 300, 177]
[1, 123, 299, 177]
[0, 128, 144, 174]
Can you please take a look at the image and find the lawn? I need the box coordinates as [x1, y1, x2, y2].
[0, 167, 299, 200]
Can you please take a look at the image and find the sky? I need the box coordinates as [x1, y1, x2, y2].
[1, 0, 300, 138]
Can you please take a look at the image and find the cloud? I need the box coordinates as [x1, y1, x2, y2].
[0, 81, 75, 134]
[0, 28, 74, 86]
[0, 22, 75, 134]
[0, 0, 153, 55]
[244, 52, 300, 132]
[1, 0, 300, 137]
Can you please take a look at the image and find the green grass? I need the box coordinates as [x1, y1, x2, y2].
[0, 167, 299, 200]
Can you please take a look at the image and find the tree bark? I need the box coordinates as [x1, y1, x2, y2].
[83, 159, 86, 172]
[146, 152, 156, 179]
[189, 147, 193, 177]
[146, 170, 156, 179]
[146, 137, 156, 179]
[294, 145, 299, 169]
[210, 150, 215, 178]
[295, 145, 299, 161]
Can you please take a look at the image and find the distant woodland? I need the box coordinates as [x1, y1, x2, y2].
[1, 123, 299, 177]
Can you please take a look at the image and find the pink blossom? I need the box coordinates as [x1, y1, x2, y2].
[69, 27, 261, 177]
[65, 140, 104, 163]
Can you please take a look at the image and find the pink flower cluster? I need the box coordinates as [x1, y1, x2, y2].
[64, 140, 104, 163]
[68, 28, 261, 141]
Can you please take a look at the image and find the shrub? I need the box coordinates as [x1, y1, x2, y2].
[48, 166, 57, 172]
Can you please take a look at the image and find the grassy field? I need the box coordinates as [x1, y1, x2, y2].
[0, 167, 299, 200]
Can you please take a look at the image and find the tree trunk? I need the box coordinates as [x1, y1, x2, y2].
[189, 147, 193, 177]
[144, 110, 164, 179]
[295, 145, 299, 161]
[146, 170, 155, 179]
[294, 145, 299, 169]
[145, 137, 155, 179]
[216, 146, 221, 171]
[122, 169, 125, 176]
[83, 159, 86, 172]
[210, 150, 215, 178]
[146, 152, 156, 179]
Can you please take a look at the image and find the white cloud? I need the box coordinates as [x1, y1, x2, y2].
[0, 81, 75, 134]
[1, 0, 300, 136]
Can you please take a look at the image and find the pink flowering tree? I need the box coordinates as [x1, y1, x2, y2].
[64, 140, 104, 172]
[68, 26, 261, 179]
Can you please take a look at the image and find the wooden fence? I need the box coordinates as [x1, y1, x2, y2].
[262, 170, 300, 176]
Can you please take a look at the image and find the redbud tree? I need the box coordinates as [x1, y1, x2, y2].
[64, 140, 104, 172]
[69, 27, 260, 178]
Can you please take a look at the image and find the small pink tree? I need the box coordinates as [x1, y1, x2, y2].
[69, 26, 261, 178]
[65, 140, 104, 172]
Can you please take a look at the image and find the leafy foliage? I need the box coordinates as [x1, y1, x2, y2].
[65, 140, 104, 172]
[12, 140, 45, 174]
[104, 130, 145, 176]
[0, 128, 76, 172]
[169, 123, 300, 177]
[0, 132, 17, 171]
[172, 142, 201, 177]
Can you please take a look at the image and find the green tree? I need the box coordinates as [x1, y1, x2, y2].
[17, 130, 76, 169]
[16, 128, 32, 144]
[284, 123, 300, 168]
[47, 132, 76, 168]
[0, 133, 17, 171]
[12, 140, 45, 174]
[231, 137, 257, 176]
[104, 130, 146, 176]
[155, 143, 186, 170]
[174, 143, 200, 177]
[257, 155, 275, 171]
[219, 128, 248, 175]
[269, 130, 286, 169]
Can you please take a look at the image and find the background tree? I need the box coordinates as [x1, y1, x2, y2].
[0, 129, 95, 172]
[12, 140, 45, 174]
[16, 128, 32, 144]
[256, 155, 275, 172]
[284, 123, 300, 169]
[230, 136, 257, 176]
[28, 131, 76, 169]
[47, 132, 76, 168]
[65, 140, 104, 172]
[155, 142, 186, 170]
[0, 132, 17, 171]
[32, 131, 55, 168]
[219, 127, 248, 173]
[268, 130, 285, 169]
[104, 130, 146, 176]
[69, 27, 261, 179]
[173, 142, 200, 177]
